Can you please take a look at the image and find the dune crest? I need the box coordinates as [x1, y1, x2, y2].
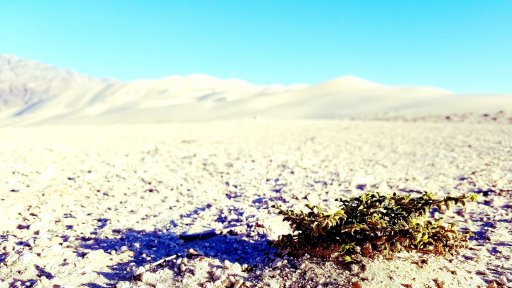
[0, 55, 510, 125]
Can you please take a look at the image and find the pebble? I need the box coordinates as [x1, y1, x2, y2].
[141, 272, 158, 285]
[32, 246, 43, 254]
[263, 270, 279, 277]
[5, 253, 19, 265]
[232, 279, 244, 288]
[116, 282, 131, 288]
[39, 277, 50, 286]
[135, 266, 146, 275]
[20, 252, 36, 264]
[50, 237, 63, 245]
[497, 275, 508, 285]
[212, 269, 225, 281]
[272, 258, 286, 268]
[350, 264, 360, 273]
[231, 262, 242, 273]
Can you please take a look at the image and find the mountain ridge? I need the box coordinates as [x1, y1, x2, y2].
[0, 55, 510, 125]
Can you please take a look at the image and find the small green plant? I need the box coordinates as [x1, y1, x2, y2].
[273, 191, 476, 261]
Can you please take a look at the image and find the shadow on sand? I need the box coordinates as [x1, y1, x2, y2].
[79, 224, 275, 287]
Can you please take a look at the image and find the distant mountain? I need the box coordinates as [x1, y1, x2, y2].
[0, 55, 112, 109]
[0, 55, 510, 125]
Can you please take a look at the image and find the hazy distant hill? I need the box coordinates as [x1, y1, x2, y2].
[0, 55, 111, 109]
[0, 55, 510, 125]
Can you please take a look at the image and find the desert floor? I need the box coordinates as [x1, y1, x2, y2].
[0, 120, 511, 287]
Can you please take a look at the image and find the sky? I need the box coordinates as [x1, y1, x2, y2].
[1, 1, 511, 93]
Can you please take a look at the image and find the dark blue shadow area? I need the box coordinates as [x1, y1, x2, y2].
[34, 264, 54, 280]
[79, 227, 274, 286]
[8, 278, 37, 287]
[0, 253, 7, 264]
[469, 221, 494, 243]
[180, 204, 213, 219]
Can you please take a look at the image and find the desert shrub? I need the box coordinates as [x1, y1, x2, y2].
[273, 191, 476, 261]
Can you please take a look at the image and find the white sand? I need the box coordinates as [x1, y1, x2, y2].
[3, 55, 512, 127]
[1, 120, 511, 287]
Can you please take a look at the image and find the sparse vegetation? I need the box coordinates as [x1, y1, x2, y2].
[273, 191, 477, 261]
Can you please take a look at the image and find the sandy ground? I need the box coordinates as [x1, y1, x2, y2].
[0, 120, 511, 287]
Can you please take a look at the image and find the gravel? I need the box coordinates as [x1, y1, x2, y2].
[0, 119, 511, 287]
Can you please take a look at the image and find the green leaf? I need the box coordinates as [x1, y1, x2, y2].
[272, 191, 472, 260]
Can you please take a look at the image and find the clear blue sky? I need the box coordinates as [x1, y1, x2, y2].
[1, 1, 511, 93]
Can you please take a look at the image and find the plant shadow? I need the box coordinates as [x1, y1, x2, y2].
[79, 226, 275, 287]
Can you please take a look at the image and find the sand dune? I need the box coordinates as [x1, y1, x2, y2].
[1, 55, 510, 125]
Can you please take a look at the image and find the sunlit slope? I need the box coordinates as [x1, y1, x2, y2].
[1, 55, 510, 125]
